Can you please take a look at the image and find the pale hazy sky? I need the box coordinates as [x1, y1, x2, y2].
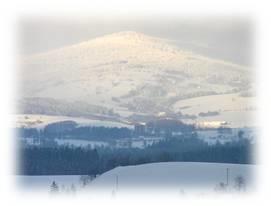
[19, 16, 253, 66]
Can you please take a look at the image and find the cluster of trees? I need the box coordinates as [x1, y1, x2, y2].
[146, 119, 195, 135]
[20, 146, 100, 175]
[17, 124, 132, 141]
[19, 135, 254, 176]
[17, 119, 196, 144]
[198, 111, 220, 117]
[50, 181, 77, 194]
[17, 118, 197, 143]
[18, 97, 119, 118]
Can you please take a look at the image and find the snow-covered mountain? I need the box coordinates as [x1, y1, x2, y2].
[19, 31, 252, 119]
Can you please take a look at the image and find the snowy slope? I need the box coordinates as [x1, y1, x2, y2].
[17, 162, 256, 195]
[90, 162, 255, 192]
[19, 31, 252, 116]
[173, 93, 257, 127]
[14, 114, 133, 129]
[17, 175, 81, 190]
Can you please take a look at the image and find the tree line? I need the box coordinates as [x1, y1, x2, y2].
[19, 135, 254, 175]
[16, 125, 132, 141]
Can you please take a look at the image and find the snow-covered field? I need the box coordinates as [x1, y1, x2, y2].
[17, 162, 256, 195]
[90, 162, 254, 189]
[55, 139, 109, 148]
[55, 137, 163, 149]
[17, 175, 81, 191]
[197, 127, 257, 145]
[116, 137, 164, 149]
[13, 114, 133, 129]
[174, 93, 257, 128]
[19, 136, 164, 149]
[174, 93, 256, 114]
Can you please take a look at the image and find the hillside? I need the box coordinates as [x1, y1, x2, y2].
[173, 93, 257, 127]
[17, 162, 255, 195]
[89, 162, 255, 193]
[19, 31, 252, 119]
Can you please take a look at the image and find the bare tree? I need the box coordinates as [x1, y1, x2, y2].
[234, 175, 246, 191]
[79, 175, 94, 187]
[215, 182, 227, 192]
[70, 184, 76, 194]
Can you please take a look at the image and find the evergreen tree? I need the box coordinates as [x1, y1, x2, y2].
[50, 181, 59, 193]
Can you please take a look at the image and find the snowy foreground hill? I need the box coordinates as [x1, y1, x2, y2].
[89, 162, 255, 193]
[17, 162, 256, 195]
